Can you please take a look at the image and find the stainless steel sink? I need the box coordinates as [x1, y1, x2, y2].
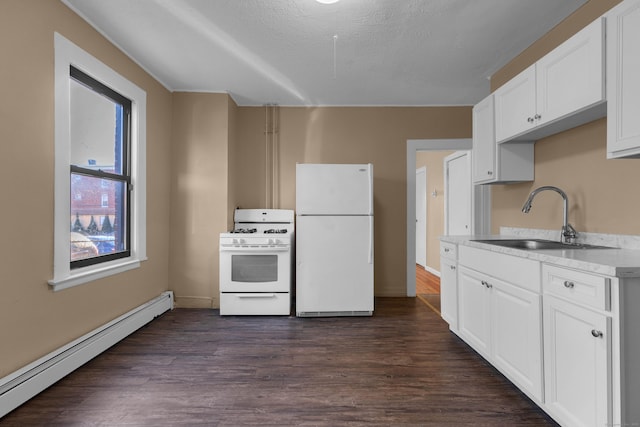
[472, 239, 614, 250]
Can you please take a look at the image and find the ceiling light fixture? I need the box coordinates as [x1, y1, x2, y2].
[315, 0, 340, 4]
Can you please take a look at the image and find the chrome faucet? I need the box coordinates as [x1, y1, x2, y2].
[521, 186, 577, 244]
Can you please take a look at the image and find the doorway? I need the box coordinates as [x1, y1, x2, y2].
[406, 139, 490, 298]
[414, 152, 452, 313]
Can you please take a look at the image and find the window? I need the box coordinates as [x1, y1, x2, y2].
[51, 33, 147, 291]
[70, 67, 130, 268]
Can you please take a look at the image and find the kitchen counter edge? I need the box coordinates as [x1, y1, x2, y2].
[440, 234, 640, 278]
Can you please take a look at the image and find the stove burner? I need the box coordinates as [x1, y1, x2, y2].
[264, 229, 288, 234]
[231, 228, 257, 234]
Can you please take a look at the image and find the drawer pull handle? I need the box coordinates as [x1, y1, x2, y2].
[450, 265, 456, 270]
[444, 248, 450, 253]
[237, 293, 276, 299]
[591, 329, 603, 338]
[563, 281, 575, 289]
[481, 280, 492, 289]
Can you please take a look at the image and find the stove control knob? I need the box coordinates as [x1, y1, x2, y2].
[232, 238, 238, 244]
[239, 239, 245, 244]
[268, 238, 275, 245]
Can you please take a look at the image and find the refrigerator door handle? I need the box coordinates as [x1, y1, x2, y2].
[368, 216, 374, 264]
[368, 164, 374, 214]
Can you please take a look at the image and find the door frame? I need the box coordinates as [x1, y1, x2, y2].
[406, 138, 490, 297]
[415, 166, 427, 269]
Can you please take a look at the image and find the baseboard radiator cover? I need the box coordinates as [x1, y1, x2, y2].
[0, 291, 174, 418]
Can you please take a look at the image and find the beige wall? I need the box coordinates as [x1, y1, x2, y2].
[416, 151, 455, 272]
[233, 107, 471, 297]
[489, 0, 640, 235]
[0, 1, 172, 376]
[169, 93, 237, 308]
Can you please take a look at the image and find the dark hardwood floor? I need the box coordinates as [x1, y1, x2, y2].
[2, 298, 557, 426]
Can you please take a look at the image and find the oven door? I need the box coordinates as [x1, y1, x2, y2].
[219, 245, 291, 293]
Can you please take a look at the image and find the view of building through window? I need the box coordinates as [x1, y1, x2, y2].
[70, 174, 123, 260]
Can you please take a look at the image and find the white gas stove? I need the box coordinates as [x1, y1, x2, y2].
[219, 209, 294, 315]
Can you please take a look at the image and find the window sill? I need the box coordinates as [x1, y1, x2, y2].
[48, 257, 146, 292]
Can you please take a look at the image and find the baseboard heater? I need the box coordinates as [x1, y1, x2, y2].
[0, 291, 174, 418]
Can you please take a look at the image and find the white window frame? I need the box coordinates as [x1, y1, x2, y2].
[50, 33, 147, 292]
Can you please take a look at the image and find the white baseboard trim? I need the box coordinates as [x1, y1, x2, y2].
[0, 291, 174, 418]
[425, 265, 440, 278]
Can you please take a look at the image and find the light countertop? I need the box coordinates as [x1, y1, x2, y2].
[441, 228, 640, 278]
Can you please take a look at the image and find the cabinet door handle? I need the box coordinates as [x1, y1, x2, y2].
[527, 117, 534, 123]
[450, 265, 456, 271]
[487, 171, 493, 175]
[481, 280, 492, 289]
[534, 114, 541, 120]
[563, 281, 575, 289]
[591, 329, 603, 338]
[444, 248, 450, 253]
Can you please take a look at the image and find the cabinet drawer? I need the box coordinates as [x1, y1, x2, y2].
[220, 292, 291, 316]
[459, 245, 540, 293]
[440, 242, 457, 260]
[542, 264, 610, 311]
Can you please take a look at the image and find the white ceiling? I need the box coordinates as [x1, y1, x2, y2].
[62, 0, 587, 107]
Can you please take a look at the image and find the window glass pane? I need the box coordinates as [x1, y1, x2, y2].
[69, 78, 124, 175]
[70, 173, 126, 261]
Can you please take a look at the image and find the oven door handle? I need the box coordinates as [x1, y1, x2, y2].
[235, 293, 277, 298]
[220, 246, 290, 253]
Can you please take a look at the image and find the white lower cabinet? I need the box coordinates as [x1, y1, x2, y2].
[543, 294, 611, 427]
[458, 250, 543, 402]
[453, 244, 640, 426]
[440, 241, 459, 331]
[458, 266, 492, 357]
[440, 257, 458, 330]
[491, 279, 543, 401]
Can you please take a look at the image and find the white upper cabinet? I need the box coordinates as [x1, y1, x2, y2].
[472, 94, 534, 185]
[472, 95, 497, 183]
[494, 66, 537, 142]
[536, 17, 605, 128]
[494, 18, 606, 143]
[606, 0, 640, 158]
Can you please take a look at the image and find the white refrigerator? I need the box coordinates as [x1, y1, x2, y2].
[295, 163, 374, 317]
